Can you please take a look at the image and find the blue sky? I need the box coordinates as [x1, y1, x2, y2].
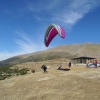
[0, 0, 100, 61]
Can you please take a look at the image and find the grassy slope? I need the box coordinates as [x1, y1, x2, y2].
[0, 62, 100, 100]
[0, 43, 100, 67]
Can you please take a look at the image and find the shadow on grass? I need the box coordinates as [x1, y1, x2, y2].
[57, 68, 70, 71]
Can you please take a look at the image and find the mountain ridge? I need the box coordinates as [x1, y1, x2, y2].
[0, 43, 100, 67]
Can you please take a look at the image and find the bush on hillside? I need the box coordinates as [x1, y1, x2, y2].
[32, 70, 35, 73]
[0, 66, 35, 80]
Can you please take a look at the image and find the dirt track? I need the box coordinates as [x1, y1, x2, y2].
[0, 65, 100, 100]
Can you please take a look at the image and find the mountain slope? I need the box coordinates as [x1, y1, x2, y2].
[0, 43, 100, 67]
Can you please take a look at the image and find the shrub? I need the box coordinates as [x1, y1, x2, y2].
[32, 70, 35, 73]
[13, 69, 19, 73]
[19, 68, 28, 75]
[0, 76, 7, 80]
[0, 66, 35, 80]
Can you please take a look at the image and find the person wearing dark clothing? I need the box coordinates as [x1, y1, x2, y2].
[68, 61, 71, 68]
[41, 65, 48, 73]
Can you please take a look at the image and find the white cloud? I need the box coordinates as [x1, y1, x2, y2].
[14, 31, 48, 53]
[26, 0, 100, 29]
[56, 0, 100, 27]
[0, 31, 48, 61]
[26, 0, 62, 12]
[0, 52, 15, 61]
[62, 11, 82, 24]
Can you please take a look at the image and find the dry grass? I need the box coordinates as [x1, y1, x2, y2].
[0, 62, 100, 100]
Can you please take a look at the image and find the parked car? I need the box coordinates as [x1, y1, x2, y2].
[88, 63, 100, 67]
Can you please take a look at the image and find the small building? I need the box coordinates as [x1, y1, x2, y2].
[71, 56, 95, 65]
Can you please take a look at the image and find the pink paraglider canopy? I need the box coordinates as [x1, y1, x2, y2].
[44, 24, 66, 47]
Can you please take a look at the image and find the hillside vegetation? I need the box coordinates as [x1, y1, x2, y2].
[0, 43, 100, 67]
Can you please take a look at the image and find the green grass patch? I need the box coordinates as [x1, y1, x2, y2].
[0, 66, 35, 80]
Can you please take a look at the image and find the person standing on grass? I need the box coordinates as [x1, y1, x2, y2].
[86, 59, 89, 67]
[68, 61, 71, 68]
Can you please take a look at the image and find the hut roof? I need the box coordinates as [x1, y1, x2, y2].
[71, 56, 95, 60]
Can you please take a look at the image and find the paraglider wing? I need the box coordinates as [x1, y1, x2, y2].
[44, 24, 66, 47]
